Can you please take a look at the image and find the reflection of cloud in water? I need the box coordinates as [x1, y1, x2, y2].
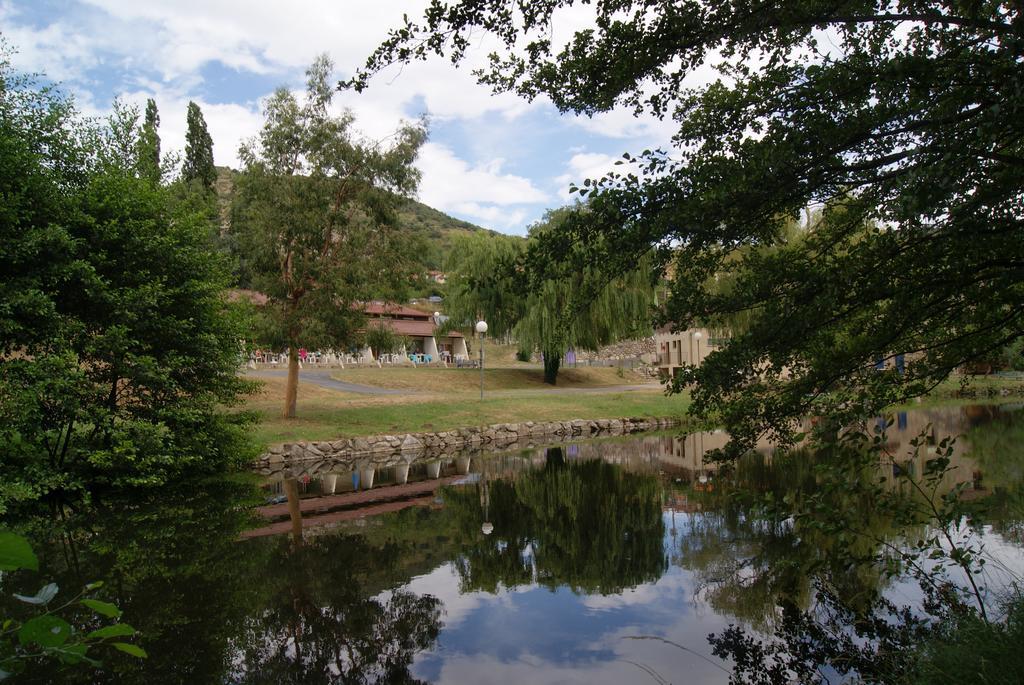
[415, 589, 734, 685]
[411, 563, 733, 685]
[580, 569, 691, 612]
[402, 562, 535, 630]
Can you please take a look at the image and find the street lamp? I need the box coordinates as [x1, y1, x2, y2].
[693, 330, 703, 366]
[475, 319, 488, 400]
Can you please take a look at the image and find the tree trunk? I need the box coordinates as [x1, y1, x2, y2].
[543, 351, 561, 385]
[284, 345, 299, 418]
[284, 477, 303, 546]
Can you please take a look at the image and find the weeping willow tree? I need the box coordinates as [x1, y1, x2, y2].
[445, 206, 656, 384]
[517, 254, 654, 383]
[444, 231, 527, 340]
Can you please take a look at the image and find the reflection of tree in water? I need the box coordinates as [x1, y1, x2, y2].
[964, 408, 1024, 544]
[675, 447, 918, 628]
[17, 479, 442, 685]
[16, 478, 270, 684]
[444, 449, 666, 595]
[230, 533, 441, 685]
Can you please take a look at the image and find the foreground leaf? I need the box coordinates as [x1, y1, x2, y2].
[0, 532, 38, 571]
[111, 642, 147, 658]
[18, 615, 72, 648]
[80, 599, 122, 619]
[14, 582, 59, 605]
[87, 623, 136, 639]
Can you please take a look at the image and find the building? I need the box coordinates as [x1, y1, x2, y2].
[362, 302, 468, 362]
[654, 326, 718, 378]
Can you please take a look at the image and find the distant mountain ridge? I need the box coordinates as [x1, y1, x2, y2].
[215, 166, 514, 271]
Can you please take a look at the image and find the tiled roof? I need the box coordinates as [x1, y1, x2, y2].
[378, 319, 463, 338]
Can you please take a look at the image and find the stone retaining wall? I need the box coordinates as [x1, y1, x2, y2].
[254, 416, 682, 478]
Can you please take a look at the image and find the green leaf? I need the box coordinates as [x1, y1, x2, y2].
[57, 644, 90, 664]
[85, 581, 104, 590]
[80, 599, 122, 618]
[14, 582, 59, 605]
[111, 642, 147, 658]
[18, 615, 72, 648]
[0, 531, 38, 571]
[87, 623, 136, 639]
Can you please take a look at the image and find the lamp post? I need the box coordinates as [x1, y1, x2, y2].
[475, 319, 488, 401]
[693, 330, 703, 366]
[480, 466, 493, 535]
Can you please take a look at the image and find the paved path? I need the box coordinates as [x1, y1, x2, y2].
[246, 368, 412, 395]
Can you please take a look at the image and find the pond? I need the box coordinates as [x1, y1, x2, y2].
[8, 403, 1024, 684]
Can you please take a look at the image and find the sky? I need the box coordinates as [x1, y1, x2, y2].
[0, 0, 680, 235]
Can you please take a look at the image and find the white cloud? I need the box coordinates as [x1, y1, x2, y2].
[553, 151, 635, 201]
[4, 0, 716, 235]
[569, 108, 677, 142]
[417, 142, 550, 230]
[452, 203, 529, 230]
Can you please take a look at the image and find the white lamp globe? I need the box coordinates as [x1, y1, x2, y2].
[693, 331, 703, 340]
[475, 320, 489, 334]
[482, 522, 494, 535]
[434, 311, 440, 318]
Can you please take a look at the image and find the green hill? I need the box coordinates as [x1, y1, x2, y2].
[215, 166, 511, 272]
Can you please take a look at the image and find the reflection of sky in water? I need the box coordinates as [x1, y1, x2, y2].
[408, 511, 734, 685]
[286, 404, 1023, 684]
[400, 506, 1024, 685]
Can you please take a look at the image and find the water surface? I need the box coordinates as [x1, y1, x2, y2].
[8, 404, 1024, 684]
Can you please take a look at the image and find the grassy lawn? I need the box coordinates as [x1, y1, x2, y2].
[239, 364, 1024, 449]
[243, 376, 688, 447]
[895, 375, 1024, 410]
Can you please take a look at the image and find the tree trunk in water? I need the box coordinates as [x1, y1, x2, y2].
[543, 352, 561, 385]
[284, 477, 303, 546]
[545, 447, 565, 468]
[284, 346, 299, 418]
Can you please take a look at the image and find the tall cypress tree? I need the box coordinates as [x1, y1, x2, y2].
[183, 101, 216, 191]
[136, 97, 161, 183]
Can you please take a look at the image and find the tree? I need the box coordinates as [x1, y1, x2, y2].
[183, 101, 215, 192]
[232, 54, 426, 418]
[444, 207, 655, 384]
[349, 0, 1024, 454]
[0, 55, 254, 512]
[443, 231, 527, 338]
[136, 98, 160, 184]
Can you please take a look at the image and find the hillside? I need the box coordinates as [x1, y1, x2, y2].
[215, 166, 511, 271]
